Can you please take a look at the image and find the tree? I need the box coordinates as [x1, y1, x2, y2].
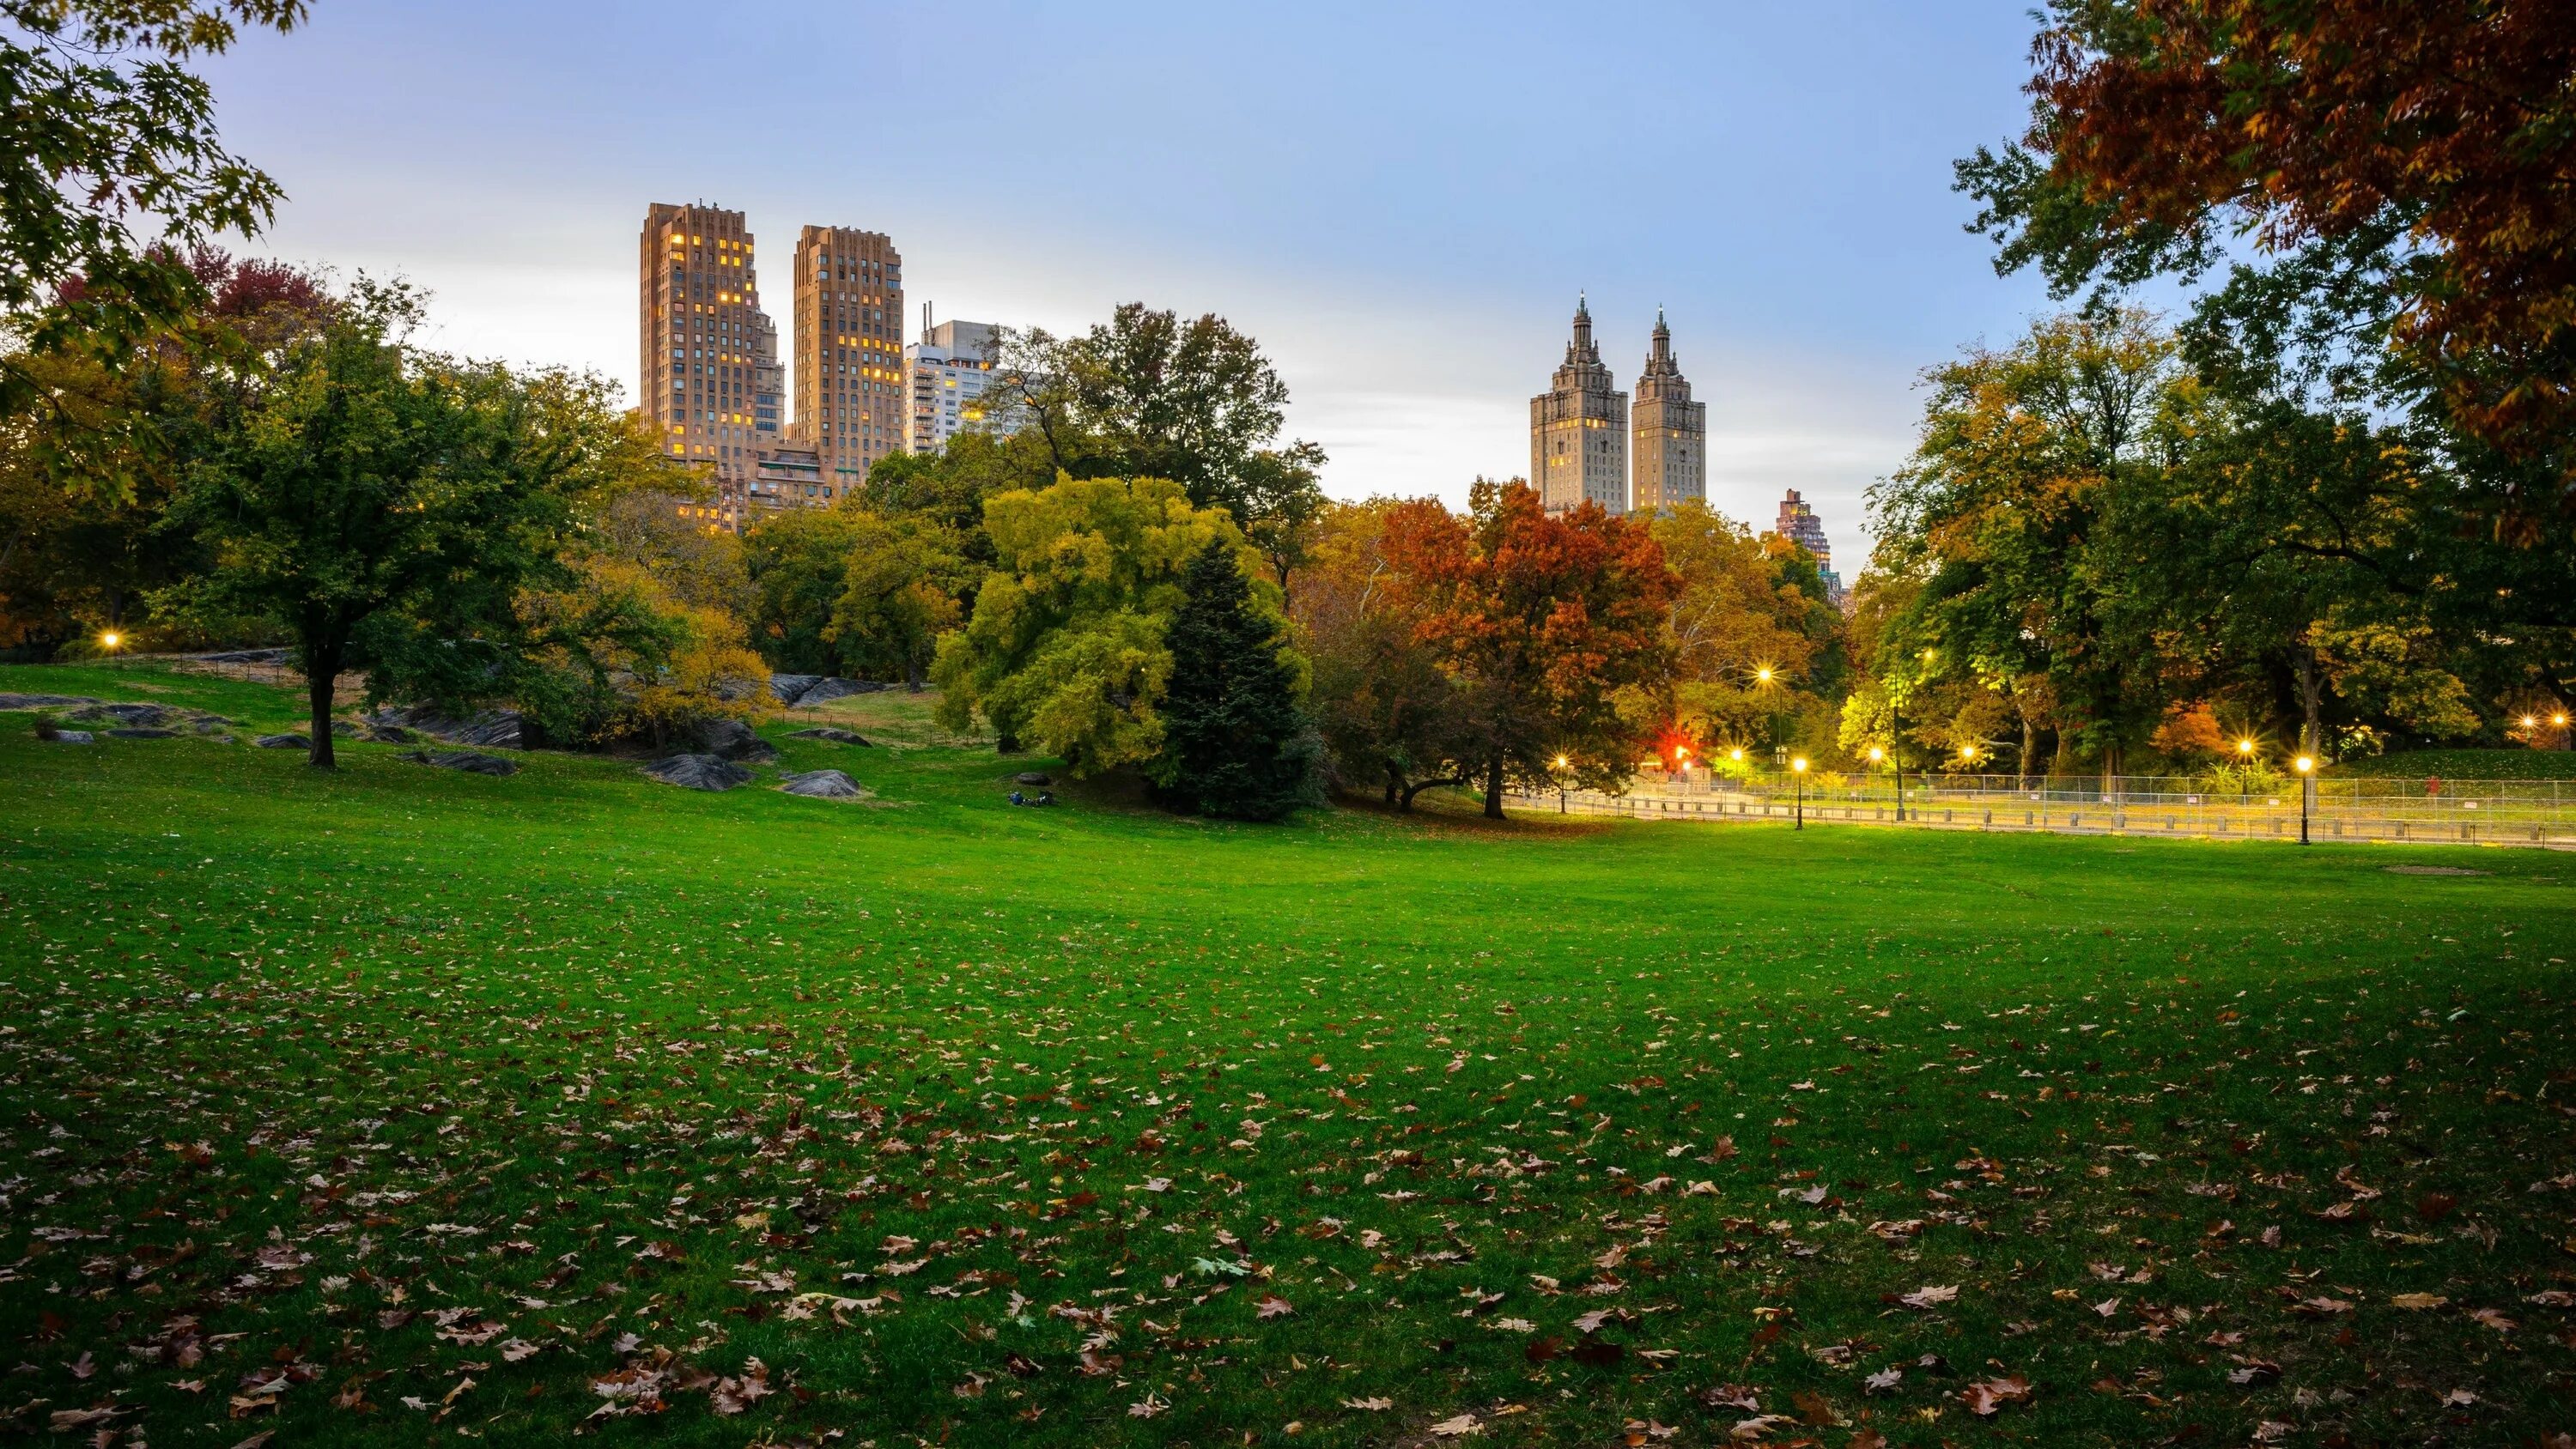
[160, 282, 650, 767]
[1644, 501, 1842, 756]
[931, 474, 1250, 772]
[1869, 309, 2188, 785]
[743, 506, 868, 674]
[984, 304, 1325, 524]
[1149, 539, 1320, 820]
[1381, 480, 1676, 819]
[1960, 0, 2576, 488]
[827, 512, 970, 688]
[3, 1, 305, 481]
[1293, 499, 1478, 809]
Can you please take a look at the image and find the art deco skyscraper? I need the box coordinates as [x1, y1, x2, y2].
[1529, 294, 1627, 515]
[791, 225, 905, 489]
[1630, 308, 1706, 514]
[640, 203, 775, 529]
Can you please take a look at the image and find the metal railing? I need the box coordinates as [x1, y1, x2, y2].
[1515, 770, 2576, 849]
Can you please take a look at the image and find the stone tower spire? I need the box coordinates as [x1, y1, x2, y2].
[1531, 294, 1627, 516]
[1631, 307, 1704, 515]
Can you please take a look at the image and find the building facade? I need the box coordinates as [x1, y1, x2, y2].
[1773, 488, 1844, 600]
[640, 202, 778, 529]
[791, 225, 905, 494]
[1529, 294, 1628, 515]
[904, 312, 1003, 455]
[1629, 307, 1705, 514]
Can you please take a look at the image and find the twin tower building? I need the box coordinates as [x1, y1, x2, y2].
[1529, 294, 1704, 518]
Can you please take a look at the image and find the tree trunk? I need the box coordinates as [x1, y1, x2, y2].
[906, 658, 926, 692]
[1481, 755, 1505, 820]
[2017, 714, 2035, 791]
[1401, 775, 1469, 811]
[2295, 644, 2323, 758]
[305, 635, 343, 771]
[2100, 742, 2119, 802]
[1383, 767, 1400, 807]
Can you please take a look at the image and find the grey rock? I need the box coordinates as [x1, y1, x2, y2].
[1013, 771, 1054, 787]
[254, 733, 310, 749]
[408, 749, 519, 777]
[641, 754, 754, 791]
[196, 647, 290, 664]
[368, 705, 524, 750]
[106, 727, 179, 739]
[331, 719, 360, 737]
[48, 730, 96, 744]
[792, 676, 888, 707]
[365, 723, 415, 743]
[788, 727, 873, 746]
[780, 768, 868, 800]
[769, 673, 824, 706]
[0, 693, 100, 710]
[70, 702, 175, 728]
[689, 717, 779, 763]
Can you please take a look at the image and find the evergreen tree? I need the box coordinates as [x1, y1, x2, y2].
[1151, 540, 1320, 820]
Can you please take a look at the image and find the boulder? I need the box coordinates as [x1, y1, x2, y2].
[641, 754, 753, 791]
[769, 673, 824, 706]
[1013, 771, 1054, 787]
[689, 717, 779, 763]
[330, 719, 359, 737]
[792, 676, 888, 707]
[196, 647, 290, 664]
[408, 749, 519, 777]
[254, 733, 309, 749]
[192, 717, 234, 733]
[47, 730, 96, 744]
[788, 727, 873, 746]
[70, 702, 175, 728]
[367, 705, 525, 750]
[106, 727, 179, 739]
[365, 723, 415, 743]
[0, 693, 100, 710]
[780, 768, 868, 801]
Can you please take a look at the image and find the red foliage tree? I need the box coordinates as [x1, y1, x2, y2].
[1380, 479, 1676, 818]
[1984, 1, 2576, 485]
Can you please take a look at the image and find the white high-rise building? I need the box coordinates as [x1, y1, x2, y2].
[904, 310, 1006, 456]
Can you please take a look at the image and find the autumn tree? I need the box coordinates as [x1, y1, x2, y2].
[3, 1, 306, 486]
[1645, 501, 1844, 757]
[1291, 499, 1476, 809]
[1960, 0, 2576, 520]
[827, 512, 971, 690]
[1381, 479, 1676, 819]
[931, 474, 1253, 772]
[1870, 309, 2187, 785]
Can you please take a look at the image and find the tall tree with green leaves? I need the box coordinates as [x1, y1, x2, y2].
[161, 282, 653, 767]
[826, 512, 971, 689]
[1150, 539, 1319, 820]
[931, 474, 1249, 772]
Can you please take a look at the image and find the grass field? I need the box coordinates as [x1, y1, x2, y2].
[4, 662, 2574, 1449]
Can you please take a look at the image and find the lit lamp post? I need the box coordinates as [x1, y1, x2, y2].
[1791, 756, 1808, 831]
[1867, 745, 1885, 818]
[2294, 755, 2316, 845]
[2235, 737, 2256, 807]
[100, 630, 122, 661]
[1554, 754, 1570, 815]
[2559, 711, 2573, 752]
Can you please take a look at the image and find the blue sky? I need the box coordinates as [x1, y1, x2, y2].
[198, 0, 2070, 567]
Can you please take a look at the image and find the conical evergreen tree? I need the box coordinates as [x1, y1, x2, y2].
[1151, 540, 1321, 820]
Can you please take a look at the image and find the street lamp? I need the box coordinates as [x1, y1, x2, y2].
[1553, 755, 1570, 814]
[100, 630, 121, 657]
[2236, 737, 2257, 807]
[2293, 755, 2316, 845]
[1791, 756, 1809, 831]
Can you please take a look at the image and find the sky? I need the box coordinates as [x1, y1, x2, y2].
[195, 0, 2072, 570]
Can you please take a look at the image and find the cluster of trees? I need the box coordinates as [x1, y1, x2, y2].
[1844, 0, 2576, 785]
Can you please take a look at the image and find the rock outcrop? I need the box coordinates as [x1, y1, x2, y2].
[780, 769, 867, 800]
[366, 706, 525, 750]
[688, 718, 779, 763]
[788, 727, 873, 746]
[641, 754, 753, 791]
[408, 749, 520, 777]
[770, 674, 890, 708]
[254, 734, 309, 749]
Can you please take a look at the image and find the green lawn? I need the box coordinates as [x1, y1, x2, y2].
[4, 662, 2573, 1449]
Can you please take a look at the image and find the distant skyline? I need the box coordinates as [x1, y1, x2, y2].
[193, 0, 2084, 569]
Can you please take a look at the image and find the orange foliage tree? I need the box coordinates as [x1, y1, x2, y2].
[1378, 480, 1676, 819]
